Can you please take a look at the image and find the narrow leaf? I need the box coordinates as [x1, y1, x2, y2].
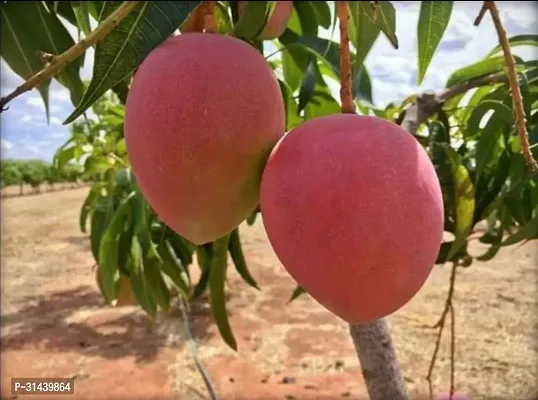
[64, 1, 203, 124]
[349, 1, 380, 68]
[79, 185, 97, 233]
[362, 1, 398, 49]
[444, 146, 475, 260]
[487, 34, 538, 57]
[417, 1, 453, 85]
[234, 1, 269, 39]
[288, 285, 306, 302]
[228, 228, 259, 290]
[502, 210, 538, 246]
[71, 1, 92, 36]
[98, 191, 136, 302]
[446, 55, 524, 88]
[128, 236, 157, 317]
[159, 240, 191, 298]
[209, 235, 237, 351]
[310, 1, 331, 29]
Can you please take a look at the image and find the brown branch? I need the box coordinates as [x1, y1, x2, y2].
[337, 1, 355, 114]
[0, 0, 141, 113]
[485, 1, 538, 172]
[425, 262, 457, 400]
[473, 1, 489, 26]
[476, 5, 535, 163]
[203, 1, 218, 34]
[399, 72, 509, 136]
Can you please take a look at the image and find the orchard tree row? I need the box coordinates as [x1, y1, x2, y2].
[0, 158, 85, 195]
[1, 1, 537, 399]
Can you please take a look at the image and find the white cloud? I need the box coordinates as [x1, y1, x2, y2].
[1, 139, 13, 151]
[50, 117, 62, 126]
[26, 96, 45, 109]
[49, 132, 68, 139]
[50, 88, 72, 103]
[21, 145, 42, 156]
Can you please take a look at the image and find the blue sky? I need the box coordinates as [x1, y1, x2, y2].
[1, 1, 537, 162]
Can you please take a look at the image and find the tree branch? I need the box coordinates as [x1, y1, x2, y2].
[0, 1, 141, 113]
[425, 262, 458, 400]
[399, 72, 508, 136]
[337, 1, 355, 114]
[484, 0, 538, 171]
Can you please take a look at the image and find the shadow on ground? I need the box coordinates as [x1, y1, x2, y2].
[1, 285, 216, 363]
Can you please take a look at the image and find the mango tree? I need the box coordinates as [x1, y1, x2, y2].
[1, 1, 536, 399]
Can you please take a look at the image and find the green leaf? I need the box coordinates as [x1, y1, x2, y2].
[282, 46, 308, 92]
[280, 30, 342, 78]
[1, 2, 51, 120]
[443, 146, 475, 260]
[294, 1, 319, 37]
[352, 66, 374, 105]
[349, 1, 380, 68]
[71, 2, 92, 36]
[467, 100, 513, 134]
[310, 1, 331, 29]
[98, 191, 136, 303]
[228, 228, 259, 290]
[288, 285, 306, 302]
[209, 235, 237, 351]
[446, 55, 523, 88]
[298, 62, 317, 113]
[79, 185, 98, 233]
[63, 1, 203, 124]
[234, 1, 269, 40]
[502, 210, 538, 246]
[143, 257, 171, 312]
[34, 1, 85, 107]
[473, 111, 510, 183]
[158, 239, 191, 298]
[167, 231, 194, 267]
[362, 1, 398, 49]
[90, 206, 109, 263]
[117, 225, 134, 276]
[487, 34, 538, 57]
[128, 236, 157, 317]
[416, 1, 453, 85]
[191, 245, 212, 299]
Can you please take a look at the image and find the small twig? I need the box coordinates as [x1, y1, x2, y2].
[449, 302, 456, 398]
[485, 1, 538, 172]
[177, 296, 219, 400]
[473, 1, 489, 26]
[203, 1, 218, 34]
[0, 1, 141, 113]
[337, 1, 355, 114]
[426, 262, 457, 400]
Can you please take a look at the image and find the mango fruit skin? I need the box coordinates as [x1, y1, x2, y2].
[124, 33, 285, 245]
[260, 114, 444, 324]
[238, 1, 294, 40]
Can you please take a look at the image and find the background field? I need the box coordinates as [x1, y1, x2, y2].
[0, 187, 536, 400]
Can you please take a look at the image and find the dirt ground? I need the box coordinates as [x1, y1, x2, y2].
[1, 187, 536, 400]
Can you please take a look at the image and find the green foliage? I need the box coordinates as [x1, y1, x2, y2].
[0, 159, 83, 191]
[3, 1, 538, 351]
